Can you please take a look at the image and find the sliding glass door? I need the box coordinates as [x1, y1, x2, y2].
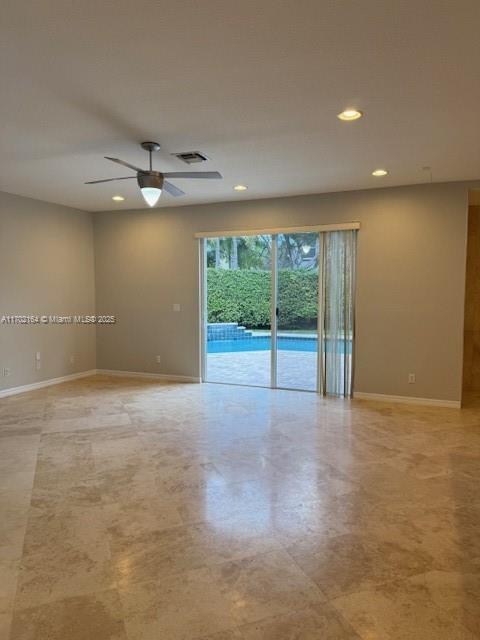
[275, 233, 319, 391]
[201, 227, 357, 397]
[204, 235, 272, 387]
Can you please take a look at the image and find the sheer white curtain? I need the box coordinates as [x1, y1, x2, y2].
[319, 229, 357, 397]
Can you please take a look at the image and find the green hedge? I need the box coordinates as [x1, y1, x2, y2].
[207, 268, 318, 329]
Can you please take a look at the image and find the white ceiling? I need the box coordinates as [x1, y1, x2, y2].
[1, 0, 480, 212]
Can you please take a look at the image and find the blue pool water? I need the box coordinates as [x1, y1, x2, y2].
[207, 336, 351, 354]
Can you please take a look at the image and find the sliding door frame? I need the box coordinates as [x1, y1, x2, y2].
[199, 238, 207, 383]
[317, 232, 326, 395]
[270, 235, 278, 389]
[198, 222, 359, 392]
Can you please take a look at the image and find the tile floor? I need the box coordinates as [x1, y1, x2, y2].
[1, 375, 480, 639]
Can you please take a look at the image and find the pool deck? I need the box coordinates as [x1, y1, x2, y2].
[206, 349, 318, 390]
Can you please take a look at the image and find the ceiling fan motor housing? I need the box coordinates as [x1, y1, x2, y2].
[137, 171, 164, 190]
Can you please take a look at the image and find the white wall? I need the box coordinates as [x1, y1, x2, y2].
[0, 191, 96, 391]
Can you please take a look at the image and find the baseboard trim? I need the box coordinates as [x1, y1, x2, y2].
[0, 370, 97, 399]
[96, 369, 201, 383]
[0, 371, 459, 406]
[354, 391, 461, 409]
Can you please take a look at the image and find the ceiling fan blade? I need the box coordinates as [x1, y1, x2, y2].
[105, 156, 143, 172]
[163, 171, 222, 179]
[85, 176, 136, 184]
[163, 181, 185, 197]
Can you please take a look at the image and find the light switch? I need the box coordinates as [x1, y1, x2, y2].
[173, 304, 181, 312]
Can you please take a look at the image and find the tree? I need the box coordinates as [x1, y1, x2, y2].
[206, 234, 319, 270]
[277, 234, 318, 270]
[230, 237, 238, 269]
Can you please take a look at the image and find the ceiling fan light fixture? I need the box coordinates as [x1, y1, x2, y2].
[141, 187, 162, 207]
[137, 172, 163, 207]
[86, 142, 223, 203]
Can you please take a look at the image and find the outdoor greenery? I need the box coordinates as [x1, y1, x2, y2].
[207, 268, 318, 329]
[206, 233, 320, 329]
[206, 234, 318, 270]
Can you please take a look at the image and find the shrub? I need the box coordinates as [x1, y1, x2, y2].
[207, 268, 271, 327]
[278, 269, 318, 329]
[207, 268, 318, 329]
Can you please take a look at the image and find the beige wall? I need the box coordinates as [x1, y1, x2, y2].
[94, 182, 469, 402]
[0, 191, 96, 391]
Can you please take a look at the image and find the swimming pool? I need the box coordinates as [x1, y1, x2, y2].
[207, 336, 351, 353]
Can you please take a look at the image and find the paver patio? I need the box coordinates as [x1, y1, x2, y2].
[206, 349, 318, 390]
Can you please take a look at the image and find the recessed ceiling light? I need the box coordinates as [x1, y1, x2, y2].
[234, 184, 248, 191]
[337, 109, 363, 121]
[112, 195, 125, 201]
[372, 169, 388, 177]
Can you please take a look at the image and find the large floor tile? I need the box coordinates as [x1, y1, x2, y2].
[238, 603, 361, 639]
[15, 504, 115, 609]
[10, 590, 127, 640]
[288, 531, 433, 598]
[210, 549, 325, 625]
[120, 568, 238, 640]
[331, 575, 478, 639]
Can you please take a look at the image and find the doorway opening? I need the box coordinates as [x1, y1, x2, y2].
[463, 193, 480, 406]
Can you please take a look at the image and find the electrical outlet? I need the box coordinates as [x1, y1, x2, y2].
[408, 373, 416, 384]
[69, 355, 75, 365]
[35, 352, 41, 371]
[156, 355, 161, 364]
[3, 367, 11, 377]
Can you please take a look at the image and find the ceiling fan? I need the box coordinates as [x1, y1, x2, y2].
[85, 141, 222, 207]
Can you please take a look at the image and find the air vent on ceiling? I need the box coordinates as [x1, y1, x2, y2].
[172, 151, 209, 164]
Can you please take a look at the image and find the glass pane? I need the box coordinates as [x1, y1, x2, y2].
[276, 233, 318, 391]
[205, 235, 272, 387]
